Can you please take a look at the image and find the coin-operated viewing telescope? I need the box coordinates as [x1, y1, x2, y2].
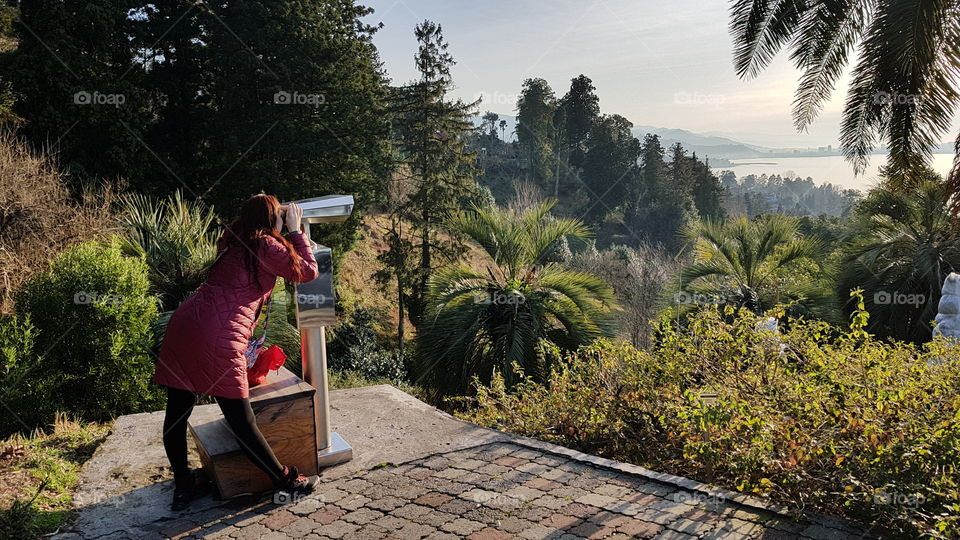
[287, 195, 354, 467]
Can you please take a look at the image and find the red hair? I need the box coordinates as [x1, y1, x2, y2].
[219, 194, 303, 286]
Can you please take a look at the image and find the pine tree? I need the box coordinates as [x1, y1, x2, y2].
[580, 114, 640, 227]
[1, 0, 155, 187]
[387, 20, 479, 328]
[515, 78, 556, 191]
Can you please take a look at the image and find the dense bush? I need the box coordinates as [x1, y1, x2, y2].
[9, 238, 161, 435]
[0, 135, 117, 313]
[328, 308, 407, 382]
[464, 294, 960, 538]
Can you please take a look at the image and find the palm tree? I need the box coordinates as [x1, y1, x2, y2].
[729, 0, 960, 180]
[415, 201, 617, 397]
[679, 215, 831, 316]
[118, 190, 220, 311]
[838, 178, 960, 343]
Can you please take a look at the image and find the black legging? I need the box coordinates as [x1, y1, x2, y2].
[162, 385, 285, 483]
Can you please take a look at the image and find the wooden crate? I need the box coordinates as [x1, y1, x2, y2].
[188, 367, 318, 498]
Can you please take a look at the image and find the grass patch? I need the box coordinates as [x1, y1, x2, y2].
[0, 414, 109, 539]
[327, 369, 427, 401]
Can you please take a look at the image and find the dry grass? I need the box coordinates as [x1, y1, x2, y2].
[0, 135, 118, 312]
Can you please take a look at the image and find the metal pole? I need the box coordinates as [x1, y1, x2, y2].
[296, 223, 352, 467]
[301, 326, 331, 450]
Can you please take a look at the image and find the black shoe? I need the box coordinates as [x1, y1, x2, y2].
[171, 468, 212, 511]
[273, 465, 319, 503]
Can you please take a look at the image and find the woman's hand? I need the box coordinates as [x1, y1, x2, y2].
[284, 202, 303, 233]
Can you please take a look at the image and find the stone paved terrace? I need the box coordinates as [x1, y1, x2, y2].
[55, 385, 879, 540]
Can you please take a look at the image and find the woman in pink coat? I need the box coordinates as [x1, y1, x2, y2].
[153, 194, 320, 510]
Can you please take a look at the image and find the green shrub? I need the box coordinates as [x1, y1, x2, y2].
[328, 308, 406, 383]
[464, 294, 960, 538]
[9, 238, 161, 435]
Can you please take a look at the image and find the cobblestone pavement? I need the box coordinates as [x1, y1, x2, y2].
[116, 442, 870, 540]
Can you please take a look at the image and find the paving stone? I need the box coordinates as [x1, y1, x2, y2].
[510, 503, 554, 522]
[388, 504, 431, 520]
[415, 492, 454, 507]
[575, 492, 620, 509]
[437, 497, 482, 514]
[366, 496, 408, 512]
[406, 467, 434, 480]
[308, 506, 347, 525]
[410, 510, 459, 528]
[341, 507, 385, 525]
[595, 483, 634, 498]
[568, 520, 618, 539]
[423, 532, 461, 540]
[530, 494, 569, 509]
[616, 518, 665, 538]
[517, 524, 559, 539]
[540, 468, 579, 483]
[440, 518, 486, 535]
[313, 520, 361, 539]
[232, 523, 273, 540]
[492, 455, 527, 467]
[540, 513, 582, 530]
[476, 463, 511, 476]
[434, 467, 471, 480]
[284, 516, 323, 536]
[652, 529, 698, 539]
[261, 510, 298, 531]
[396, 521, 437, 539]
[467, 526, 515, 540]
[497, 516, 536, 534]
[462, 505, 511, 525]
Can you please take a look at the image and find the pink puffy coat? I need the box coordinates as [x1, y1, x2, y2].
[153, 231, 319, 399]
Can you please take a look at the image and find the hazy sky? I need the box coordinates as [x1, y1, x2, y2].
[361, 0, 958, 149]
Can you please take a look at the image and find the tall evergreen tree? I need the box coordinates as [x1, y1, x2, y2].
[171, 0, 392, 253]
[515, 78, 556, 191]
[580, 114, 640, 227]
[557, 74, 600, 170]
[1, 0, 155, 187]
[388, 20, 479, 328]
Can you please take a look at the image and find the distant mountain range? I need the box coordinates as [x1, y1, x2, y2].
[473, 114, 954, 162]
